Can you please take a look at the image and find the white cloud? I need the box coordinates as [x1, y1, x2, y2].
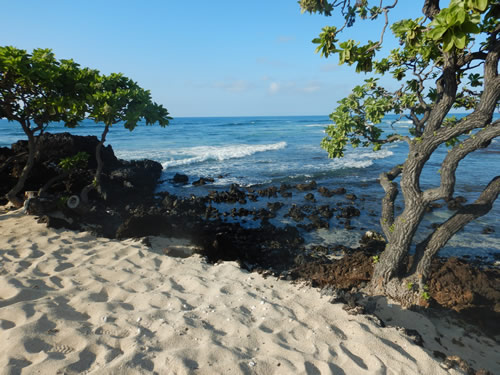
[301, 83, 321, 93]
[213, 80, 253, 93]
[268, 81, 322, 95]
[276, 35, 295, 43]
[269, 82, 280, 94]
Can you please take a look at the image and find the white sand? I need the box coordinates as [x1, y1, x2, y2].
[0, 209, 498, 374]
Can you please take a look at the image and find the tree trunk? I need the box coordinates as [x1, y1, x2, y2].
[80, 124, 110, 204]
[6, 126, 36, 208]
[94, 123, 110, 192]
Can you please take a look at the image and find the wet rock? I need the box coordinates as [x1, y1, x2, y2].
[285, 205, 306, 222]
[317, 186, 334, 197]
[193, 177, 214, 186]
[296, 181, 317, 191]
[426, 202, 443, 212]
[255, 208, 275, 220]
[304, 193, 316, 202]
[345, 193, 357, 201]
[208, 184, 247, 204]
[267, 202, 284, 212]
[338, 206, 361, 219]
[162, 193, 175, 209]
[331, 187, 346, 195]
[344, 220, 354, 230]
[258, 186, 278, 198]
[280, 191, 292, 198]
[247, 193, 258, 202]
[318, 205, 334, 219]
[447, 196, 467, 210]
[482, 226, 495, 234]
[173, 173, 189, 184]
[308, 214, 329, 229]
[279, 183, 292, 192]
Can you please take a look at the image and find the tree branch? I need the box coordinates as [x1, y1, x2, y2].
[379, 164, 402, 238]
[422, 0, 440, 19]
[423, 120, 500, 203]
[365, 0, 398, 54]
[413, 175, 500, 280]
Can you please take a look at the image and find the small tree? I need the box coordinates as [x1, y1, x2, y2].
[81, 72, 171, 202]
[300, 0, 499, 305]
[0, 46, 95, 207]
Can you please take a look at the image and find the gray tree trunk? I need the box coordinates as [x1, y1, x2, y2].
[6, 122, 36, 208]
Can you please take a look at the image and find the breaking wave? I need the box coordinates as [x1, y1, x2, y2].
[161, 142, 287, 169]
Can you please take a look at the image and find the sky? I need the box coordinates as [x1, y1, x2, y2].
[2, 0, 424, 117]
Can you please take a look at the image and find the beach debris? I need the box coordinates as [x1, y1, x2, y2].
[396, 327, 424, 347]
[440, 355, 471, 373]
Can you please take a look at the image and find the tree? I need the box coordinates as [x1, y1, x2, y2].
[300, 0, 499, 305]
[0, 46, 95, 207]
[81, 72, 171, 202]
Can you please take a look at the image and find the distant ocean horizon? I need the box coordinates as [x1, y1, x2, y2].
[1, 115, 499, 261]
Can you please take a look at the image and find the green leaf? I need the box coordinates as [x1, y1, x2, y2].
[476, 0, 488, 11]
[443, 32, 454, 51]
[428, 26, 447, 40]
[454, 31, 466, 49]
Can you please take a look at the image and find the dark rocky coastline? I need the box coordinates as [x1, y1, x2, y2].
[1, 132, 499, 340]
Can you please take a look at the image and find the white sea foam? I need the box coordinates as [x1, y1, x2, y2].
[328, 148, 394, 169]
[303, 124, 327, 128]
[161, 142, 287, 169]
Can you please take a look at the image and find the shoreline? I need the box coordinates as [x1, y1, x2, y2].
[1, 208, 498, 374]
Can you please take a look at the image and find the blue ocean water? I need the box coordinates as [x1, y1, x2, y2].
[1, 115, 499, 260]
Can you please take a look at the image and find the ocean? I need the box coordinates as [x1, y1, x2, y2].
[1, 115, 499, 261]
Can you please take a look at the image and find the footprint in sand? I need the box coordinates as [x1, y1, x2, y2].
[104, 347, 124, 363]
[0, 319, 16, 329]
[65, 348, 96, 374]
[89, 287, 109, 303]
[23, 337, 52, 353]
[54, 262, 74, 272]
[95, 325, 130, 339]
[49, 344, 75, 360]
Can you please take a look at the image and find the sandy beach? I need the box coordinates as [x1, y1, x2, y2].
[0, 208, 498, 374]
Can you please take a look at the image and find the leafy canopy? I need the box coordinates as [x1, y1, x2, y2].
[300, 0, 499, 158]
[88, 73, 171, 131]
[0, 46, 96, 130]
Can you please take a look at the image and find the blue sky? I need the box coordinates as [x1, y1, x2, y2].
[2, 1, 423, 117]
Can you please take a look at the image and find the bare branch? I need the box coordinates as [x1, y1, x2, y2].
[413, 176, 500, 280]
[365, 0, 398, 54]
[423, 119, 500, 203]
[379, 164, 402, 238]
[429, 40, 499, 144]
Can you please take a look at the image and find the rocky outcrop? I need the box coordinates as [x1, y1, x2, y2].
[2, 132, 162, 208]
